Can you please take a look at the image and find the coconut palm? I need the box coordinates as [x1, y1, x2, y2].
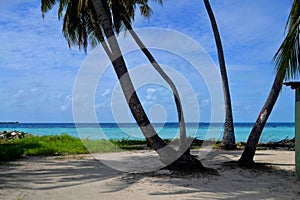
[109, 0, 189, 154]
[42, 0, 189, 154]
[203, 0, 236, 150]
[239, 0, 300, 165]
[120, 16, 189, 154]
[41, 0, 201, 169]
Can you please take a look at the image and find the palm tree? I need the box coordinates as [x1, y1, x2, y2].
[203, 0, 236, 150]
[41, 0, 202, 169]
[108, 0, 189, 154]
[53, 0, 189, 155]
[120, 16, 189, 154]
[239, 0, 300, 165]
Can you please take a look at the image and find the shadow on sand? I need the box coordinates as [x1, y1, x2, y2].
[0, 150, 299, 199]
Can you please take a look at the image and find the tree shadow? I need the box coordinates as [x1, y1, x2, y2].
[98, 150, 300, 199]
[0, 155, 123, 190]
[1, 150, 299, 199]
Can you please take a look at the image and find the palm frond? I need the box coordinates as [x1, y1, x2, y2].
[273, 0, 300, 80]
[62, 0, 89, 53]
[285, 0, 300, 32]
[41, 0, 56, 17]
[139, 3, 152, 17]
[58, 0, 69, 19]
[42, 0, 160, 53]
[111, 0, 124, 33]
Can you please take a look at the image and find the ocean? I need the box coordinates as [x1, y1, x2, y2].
[0, 122, 294, 143]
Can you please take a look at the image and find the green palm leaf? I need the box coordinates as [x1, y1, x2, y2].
[273, 0, 300, 80]
[41, 0, 162, 52]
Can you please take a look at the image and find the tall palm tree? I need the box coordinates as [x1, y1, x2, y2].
[239, 0, 300, 165]
[120, 16, 189, 154]
[108, 1, 189, 154]
[48, 0, 189, 155]
[41, 0, 202, 169]
[203, 0, 236, 150]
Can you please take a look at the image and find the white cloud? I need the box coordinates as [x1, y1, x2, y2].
[0, 3, 85, 71]
[146, 88, 157, 101]
[60, 95, 72, 111]
[0, 0, 294, 122]
[0, 0, 36, 11]
[101, 88, 111, 97]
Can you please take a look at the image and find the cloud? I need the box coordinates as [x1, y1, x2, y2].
[12, 90, 27, 107]
[0, 2, 85, 71]
[101, 88, 111, 97]
[60, 95, 72, 111]
[146, 88, 157, 101]
[0, 0, 36, 11]
[0, 0, 294, 122]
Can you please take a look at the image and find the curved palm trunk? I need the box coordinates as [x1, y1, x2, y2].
[203, 0, 236, 149]
[239, 71, 285, 165]
[91, 0, 203, 169]
[91, 0, 173, 161]
[121, 16, 189, 154]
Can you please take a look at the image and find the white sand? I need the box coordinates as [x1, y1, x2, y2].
[0, 150, 299, 200]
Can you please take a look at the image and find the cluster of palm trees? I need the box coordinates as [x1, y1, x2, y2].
[41, 0, 299, 169]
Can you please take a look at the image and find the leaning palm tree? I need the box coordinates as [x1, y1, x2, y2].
[239, 0, 300, 165]
[120, 18, 189, 154]
[203, 0, 236, 150]
[80, 0, 189, 154]
[110, 1, 189, 154]
[41, 0, 202, 169]
[63, 0, 189, 155]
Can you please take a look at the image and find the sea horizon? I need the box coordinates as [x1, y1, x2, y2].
[0, 122, 295, 143]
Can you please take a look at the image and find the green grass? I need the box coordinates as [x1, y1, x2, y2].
[0, 133, 226, 161]
[0, 134, 125, 161]
[83, 139, 121, 153]
[0, 134, 164, 161]
[0, 144, 24, 161]
[110, 138, 149, 150]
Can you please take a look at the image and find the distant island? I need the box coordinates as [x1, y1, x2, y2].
[0, 122, 19, 124]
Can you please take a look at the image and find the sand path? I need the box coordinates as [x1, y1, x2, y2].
[0, 150, 299, 200]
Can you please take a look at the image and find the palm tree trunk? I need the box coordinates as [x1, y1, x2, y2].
[90, 0, 204, 169]
[121, 16, 189, 155]
[91, 0, 175, 161]
[89, 10, 113, 60]
[203, 0, 236, 150]
[239, 71, 285, 165]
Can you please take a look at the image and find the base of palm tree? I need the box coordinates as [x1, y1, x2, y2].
[220, 143, 238, 150]
[238, 146, 256, 166]
[163, 153, 208, 172]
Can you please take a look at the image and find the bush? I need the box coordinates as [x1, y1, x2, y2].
[0, 144, 24, 161]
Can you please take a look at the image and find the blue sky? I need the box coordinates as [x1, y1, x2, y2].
[0, 0, 296, 123]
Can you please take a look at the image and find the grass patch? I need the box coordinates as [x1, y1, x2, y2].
[0, 134, 125, 161]
[0, 133, 226, 161]
[82, 139, 121, 153]
[0, 144, 24, 161]
[110, 138, 148, 150]
[9, 134, 89, 156]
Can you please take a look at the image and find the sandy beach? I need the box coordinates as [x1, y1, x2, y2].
[0, 149, 299, 200]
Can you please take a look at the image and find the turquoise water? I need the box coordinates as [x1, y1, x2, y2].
[0, 123, 294, 143]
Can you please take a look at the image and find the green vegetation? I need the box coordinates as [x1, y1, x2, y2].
[0, 133, 167, 161]
[110, 138, 149, 150]
[0, 134, 122, 161]
[0, 133, 233, 161]
[2, 133, 189, 161]
[0, 144, 25, 161]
